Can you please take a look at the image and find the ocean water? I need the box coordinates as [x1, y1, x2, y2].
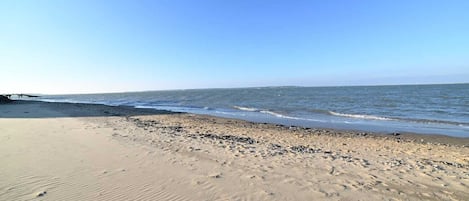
[38, 84, 469, 137]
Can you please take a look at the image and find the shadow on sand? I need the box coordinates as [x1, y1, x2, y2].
[0, 100, 175, 118]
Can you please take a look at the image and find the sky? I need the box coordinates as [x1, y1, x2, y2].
[1, 0, 468, 94]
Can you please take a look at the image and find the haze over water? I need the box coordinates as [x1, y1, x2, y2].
[39, 83, 469, 137]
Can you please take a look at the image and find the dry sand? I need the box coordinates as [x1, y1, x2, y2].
[1, 101, 468, 201]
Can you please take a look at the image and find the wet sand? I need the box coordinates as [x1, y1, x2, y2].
[1, 101, 468, 200]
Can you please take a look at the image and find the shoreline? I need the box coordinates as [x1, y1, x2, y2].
[1, 100, 468, 200]
[11, 100, 469, 145]
[32, 84, 469, 138]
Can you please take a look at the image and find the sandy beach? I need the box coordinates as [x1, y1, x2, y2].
[1, 101, 468, 201]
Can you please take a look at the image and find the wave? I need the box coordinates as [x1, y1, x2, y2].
[234, 106, 326, 122]
[234, 106, 469, 127]
[260, 110, 298, 119]
[328, 111, 469, 127]
[259, 110, 328, 122]
[328, 111, 393, 121]
[39, 98, 469, 129]
[234, 106, 291, 118]
[233, 106, 260, 112]
[38, 98, 105, 105]
[398, 117, 469, 127]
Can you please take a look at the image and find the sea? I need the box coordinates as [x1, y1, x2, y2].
[37, 84, 469, 137]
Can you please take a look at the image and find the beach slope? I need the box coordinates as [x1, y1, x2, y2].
[1, 101, 468, 200]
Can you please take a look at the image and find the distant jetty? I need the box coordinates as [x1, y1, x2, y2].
[0, 94, 40, 103]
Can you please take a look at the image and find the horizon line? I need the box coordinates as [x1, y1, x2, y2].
[18, 82, 469, 96]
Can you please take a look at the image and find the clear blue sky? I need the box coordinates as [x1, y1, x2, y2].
[1, 0, 468, 94]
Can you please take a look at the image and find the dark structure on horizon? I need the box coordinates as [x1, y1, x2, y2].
[0, 94, 40, 103]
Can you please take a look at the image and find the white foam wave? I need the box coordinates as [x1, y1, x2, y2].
[459, 124, 469, 129]
[233, 106, 260, 112]
[234, 106, 326, 122]
[328, 111, 392, 121]
[215, 111, 246, 116]
[38, 98, 100, 105]
[135, 105, 157, 109]
[260, 110, 327, 122]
